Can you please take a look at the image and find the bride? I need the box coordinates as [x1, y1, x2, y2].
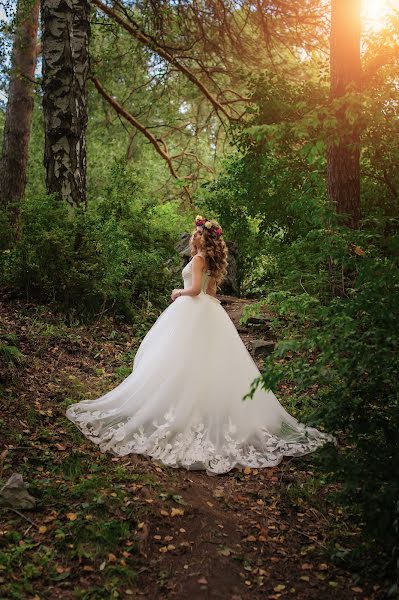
[66, 215, 335, 475]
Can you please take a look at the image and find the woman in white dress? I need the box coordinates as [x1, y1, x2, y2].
[66, 215, 335, 475]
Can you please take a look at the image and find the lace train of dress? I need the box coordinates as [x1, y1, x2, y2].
[66, 257, 336, 475]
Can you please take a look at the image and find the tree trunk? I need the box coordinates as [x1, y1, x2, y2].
[0, 0, 40, 224]
[327, 0, 361, 229]
[41, 0, 90, 207]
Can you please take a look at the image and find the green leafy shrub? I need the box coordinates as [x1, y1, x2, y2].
[242, 224, 399, 584]
[0, 161, 187, 322]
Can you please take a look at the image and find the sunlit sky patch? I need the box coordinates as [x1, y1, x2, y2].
[362, 0, 399, 30]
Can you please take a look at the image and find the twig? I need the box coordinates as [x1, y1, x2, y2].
[4, 507, 40, 529]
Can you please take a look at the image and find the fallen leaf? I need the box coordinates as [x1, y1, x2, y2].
[159, 544, 176, 553]
[66, 513, 77, 521]
[55, 443, 67, 451]
[352, 244, 365, 256]
[197, 577, 208, 585]
[218, 547, 232, 556]
[170, 508, 184, 517]
[213, 487, 224, 498]
[56, 566, 68, 574]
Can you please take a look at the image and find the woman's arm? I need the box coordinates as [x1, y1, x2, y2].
[171, 255, 205, 300]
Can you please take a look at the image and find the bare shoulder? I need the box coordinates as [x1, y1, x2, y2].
[192, 254, 206, 269]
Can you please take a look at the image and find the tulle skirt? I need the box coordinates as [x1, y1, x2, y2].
[66, 292, 335, 475]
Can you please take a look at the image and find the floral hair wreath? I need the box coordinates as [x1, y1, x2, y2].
[195, 214, 223, 239]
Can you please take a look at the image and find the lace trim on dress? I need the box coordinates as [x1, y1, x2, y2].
[66, 405, 336, 475]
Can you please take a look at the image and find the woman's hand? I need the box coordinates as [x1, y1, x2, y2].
[171, 289, 183, 301]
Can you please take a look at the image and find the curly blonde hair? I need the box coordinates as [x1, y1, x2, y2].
[189, 220, 229, 290]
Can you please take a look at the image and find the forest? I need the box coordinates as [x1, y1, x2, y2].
[0, 0, 398, 598]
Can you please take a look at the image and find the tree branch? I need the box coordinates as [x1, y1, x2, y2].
[91, 0, 238, 122]
[90, 75, 195, 201]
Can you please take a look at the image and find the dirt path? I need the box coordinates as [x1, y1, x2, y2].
[0, 296, 381, 599]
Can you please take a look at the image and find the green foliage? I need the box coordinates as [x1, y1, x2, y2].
[205, 63, 399, 587]
[0, 332, 25, 384]
[240, 222, 399, 582]
[0, 160, 188, 322]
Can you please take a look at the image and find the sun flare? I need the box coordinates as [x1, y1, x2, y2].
[362, 0, 398, 30]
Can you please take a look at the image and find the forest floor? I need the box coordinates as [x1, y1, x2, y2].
[0, 295, 385, 600]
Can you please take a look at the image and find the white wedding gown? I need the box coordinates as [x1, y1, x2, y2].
[66, 257, 335, 475]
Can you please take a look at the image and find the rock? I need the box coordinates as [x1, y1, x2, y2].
[236, 326, 250, 334]
[0, 473, 36, 509]
[245, 315, 273, 326]
[244, 315, 274, 334]
[250, 340, 276, 358]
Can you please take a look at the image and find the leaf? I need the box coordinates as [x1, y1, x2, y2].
[218, 547, 232, 556]
[170, 507, 184, 517]
[66, 512, 77, 521]
[244, 535, 257, 542]
[55, 443, 67, 451]
[274, 584, 286, 592]
[351, 244, 365, 256]
[213, 487, 224, 498]
[159, 544, 176, 552]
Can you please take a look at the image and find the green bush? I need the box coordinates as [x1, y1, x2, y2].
[0, 161, 188, 322]
[242, 221, 399, 584]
